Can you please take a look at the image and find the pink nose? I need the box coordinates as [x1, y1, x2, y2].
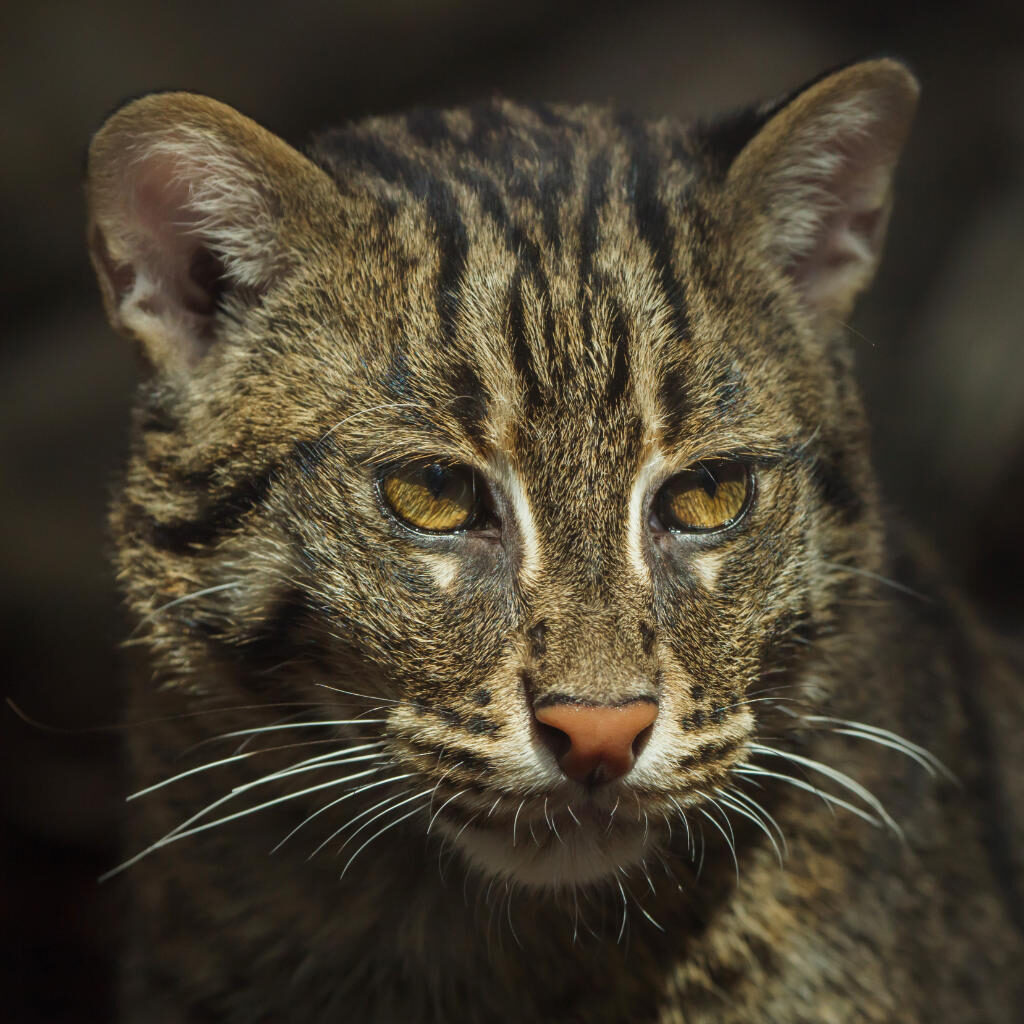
[534, 701, 658, 785]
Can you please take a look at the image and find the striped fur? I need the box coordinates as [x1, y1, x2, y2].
[87, 61, 1023, 1023]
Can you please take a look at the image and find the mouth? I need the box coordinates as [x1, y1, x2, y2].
[430, 788, 663, 889]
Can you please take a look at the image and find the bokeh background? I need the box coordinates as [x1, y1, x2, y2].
[2, 1, 1022, 1019]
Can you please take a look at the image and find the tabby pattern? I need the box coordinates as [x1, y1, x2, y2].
[86, 60, 1024, 1022]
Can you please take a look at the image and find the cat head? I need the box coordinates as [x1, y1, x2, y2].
[88, 60, 917, 888]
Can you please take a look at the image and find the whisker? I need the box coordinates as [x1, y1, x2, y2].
[697, 804, 739, 881]
[207, 718, 387, 741]
[338, 787, 432, 854]
[273, 769, 406, 853]
[338, 794, 432, 880]
[721, 784, 788, 857]
[822, 560, 933, 604]
[614, 874, 629, 944]
[735, 765, 882, 828]
[129, 582, 241, 637]
[512, 799, 526, 848]
[128, 740, 383, 800]
[101, 766, 383, 881]
[427, 788, 468, 835]
[803, 715, 956, 782]
[307, 777, 417, 858]
[714, 786, 784, 866]
[748, 743, 902, 838]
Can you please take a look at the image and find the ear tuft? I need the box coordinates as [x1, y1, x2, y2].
[86, 93, 334, 374]
[725, 59, 919, 323]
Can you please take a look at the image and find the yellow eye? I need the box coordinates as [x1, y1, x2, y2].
[380, 463, 481, 533]
[655, 461, 751, 533]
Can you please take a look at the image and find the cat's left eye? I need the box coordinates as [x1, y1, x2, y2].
[652, 460, 752, 534]
[379, 462, 483, 533]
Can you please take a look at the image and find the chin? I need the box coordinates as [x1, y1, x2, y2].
[442, 816, 657, 890]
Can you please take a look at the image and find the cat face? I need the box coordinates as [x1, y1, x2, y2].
[89, 62, 916, 887]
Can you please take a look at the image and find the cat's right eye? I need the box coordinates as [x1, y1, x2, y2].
[379, 462, 483, 533]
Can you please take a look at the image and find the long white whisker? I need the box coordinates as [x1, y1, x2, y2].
[614, 874, 629, 944]
[749, 744, 902, 838]
[803, 715, 956, 781]
[101, 767, 382, 882]
[735, 765, 882, 827]
[130, 582, 240, 636]
[714, 786, 784, 866]
[231, 749, 387, 792]
[211, 718, 387, 741]
[822, 560, 933, 603]
[128, 741, 384, 801]
[722, 785, 788, 856]
[428, 789, 468, 835]
[338, 787, 431, 853]
[307, 776, 417, 858]
[697, 805, 739, 881]
[274, 770, 403, 853]
[338, 795, 432, 880]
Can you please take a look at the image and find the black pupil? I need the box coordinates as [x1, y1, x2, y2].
[424, 463, 450, 498]
[699, 465, 719, 498]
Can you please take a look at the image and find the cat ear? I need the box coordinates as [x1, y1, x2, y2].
[722, 59, 919, 324]
[86, 92, 337, 375]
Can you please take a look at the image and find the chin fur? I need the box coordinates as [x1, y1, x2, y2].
[441, 817, 656, 889]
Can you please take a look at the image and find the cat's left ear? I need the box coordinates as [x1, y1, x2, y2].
[722, 59, 919, 325]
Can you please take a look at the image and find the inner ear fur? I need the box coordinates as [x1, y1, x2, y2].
[724, 59, 919, 325]
[86, 92, 338, 375]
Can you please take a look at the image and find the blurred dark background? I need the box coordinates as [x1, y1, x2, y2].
[2, 1, 1022, 1019]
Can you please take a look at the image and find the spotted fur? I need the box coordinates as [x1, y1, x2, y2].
[87, 60, 1023, 1022]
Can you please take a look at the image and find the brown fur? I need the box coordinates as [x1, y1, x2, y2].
[87, 61, 1023, 1021]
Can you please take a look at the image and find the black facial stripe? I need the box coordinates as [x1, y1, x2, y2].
[140, 466, 276, 555]
[292, 438, 336, 479]
[466, 101, 514, 158]
[404, 737, 495, 776]
[507, 268, 543, 408]
[315, 133, 469, 345]
[675, 734, 742, 768]
[447, 360, 490, 447]
[425, 180, 470, 345]
[618, 114, 690, 343]
[577, 151, 611, 351]
[658, 364, 690, 448]
[456, 163, 559, 406]
[230, 588, 326, 680]
[808, 448, 865, 523]
[606, 296, 631, 406]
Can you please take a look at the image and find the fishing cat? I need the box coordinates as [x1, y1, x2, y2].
[86, 59, 1024, 1021]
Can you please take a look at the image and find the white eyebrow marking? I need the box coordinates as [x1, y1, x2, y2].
[497, 461, 542, 586]
[627, 449, 666, 585]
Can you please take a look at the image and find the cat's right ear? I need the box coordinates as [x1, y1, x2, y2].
[86, 93, 338, 376]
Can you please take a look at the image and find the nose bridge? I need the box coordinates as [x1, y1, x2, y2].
[527, 598, 655, 707]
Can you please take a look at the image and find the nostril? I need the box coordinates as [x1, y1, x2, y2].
[534, 719, 572, 762]
[632, 722, 654, 759]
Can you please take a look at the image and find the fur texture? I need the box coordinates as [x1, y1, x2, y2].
[86, 60, 1024, 1022]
